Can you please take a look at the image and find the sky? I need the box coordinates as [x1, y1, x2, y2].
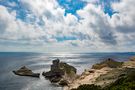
[0, 0, 135, 53]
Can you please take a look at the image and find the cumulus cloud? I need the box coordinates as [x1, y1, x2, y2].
[0, 5, 46, 44]
[109, 0, 135, 48]
[111, 0, 135, 33]
[0, 0, 135, 52]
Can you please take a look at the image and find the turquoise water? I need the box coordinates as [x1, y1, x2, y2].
[0, 52, 135, 90]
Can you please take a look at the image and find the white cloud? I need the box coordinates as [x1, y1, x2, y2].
[21, 0, 59, 17]
[0, 0, 135, 52]
[0, 5, 46, 43]
[109, 0, 135, 48]
[111, 0, 135, 33]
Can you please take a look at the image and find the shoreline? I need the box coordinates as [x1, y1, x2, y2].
[64, 57, 135, 90]
[9, 53, 135, 90]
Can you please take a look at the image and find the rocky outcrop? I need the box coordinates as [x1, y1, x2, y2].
[13, 66, 40, 78]
[71, 68, 135, 90]
[122, 56, 135, 68]
[130, 56, 135, 61]
[66, 57, 135, 90]
[92, 58, 123, 69]
[42, 59, 77, 85]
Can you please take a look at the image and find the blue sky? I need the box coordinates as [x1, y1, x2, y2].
[57, 0, 118, 17]
[0, 0, 135, 52]
[0, 0, 118, 21]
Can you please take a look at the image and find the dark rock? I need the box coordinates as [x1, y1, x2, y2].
[42, 59, 64, 83]
[59, 80, 69, 86]
[51, 59, 60, 71]
[89, 70, 95, 73]
[13, 66, 40, 78]
[42, 59, 77, 84]
[42, 71, 64, 79]
[50, 77, 62, 83]
[42, 70, 64, 83]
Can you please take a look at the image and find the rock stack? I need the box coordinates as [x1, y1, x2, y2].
[42, 59, 77, 86]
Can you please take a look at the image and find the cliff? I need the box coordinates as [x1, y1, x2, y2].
[65, 57, 135, 90]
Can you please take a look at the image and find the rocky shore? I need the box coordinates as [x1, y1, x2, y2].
[64, 57, 135, 90]
[13, 57, 135, 90]
[13, 59, 77, 86]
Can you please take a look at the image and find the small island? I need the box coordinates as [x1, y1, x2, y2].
[13, 66, 40, 78]
[42, 59, 77, 86]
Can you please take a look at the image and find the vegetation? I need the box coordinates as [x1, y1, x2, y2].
[60, 62, 76, 75]
[71, 84, 101, 90]
[92, 58, 123, 69]
[72, 70, 135, 90]
[104, 71, 135, 90]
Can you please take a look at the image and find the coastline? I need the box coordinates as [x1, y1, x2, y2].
[64, 67, 112, 90]
[64, 57, 135, 90]
[1, 52, 135, 90]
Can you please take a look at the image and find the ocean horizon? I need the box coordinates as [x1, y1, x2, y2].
[0, 52, 135, 90]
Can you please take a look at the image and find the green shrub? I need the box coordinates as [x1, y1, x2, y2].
[104, 71, 135, 90]
[71, 84, 101, 90]
[72, 71, 135, 90]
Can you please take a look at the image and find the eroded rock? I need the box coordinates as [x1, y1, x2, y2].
[42, 59, 77, 85]
[13, 66, 40, 78]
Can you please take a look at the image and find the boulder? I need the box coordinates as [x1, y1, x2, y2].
[13, 66, 40, 78]
[50, 77, 62, 83]
[89, 70, 95, 73]
[59, 80, 69, 86]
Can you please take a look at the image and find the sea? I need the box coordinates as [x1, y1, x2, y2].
[0, 52, 135, 90]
